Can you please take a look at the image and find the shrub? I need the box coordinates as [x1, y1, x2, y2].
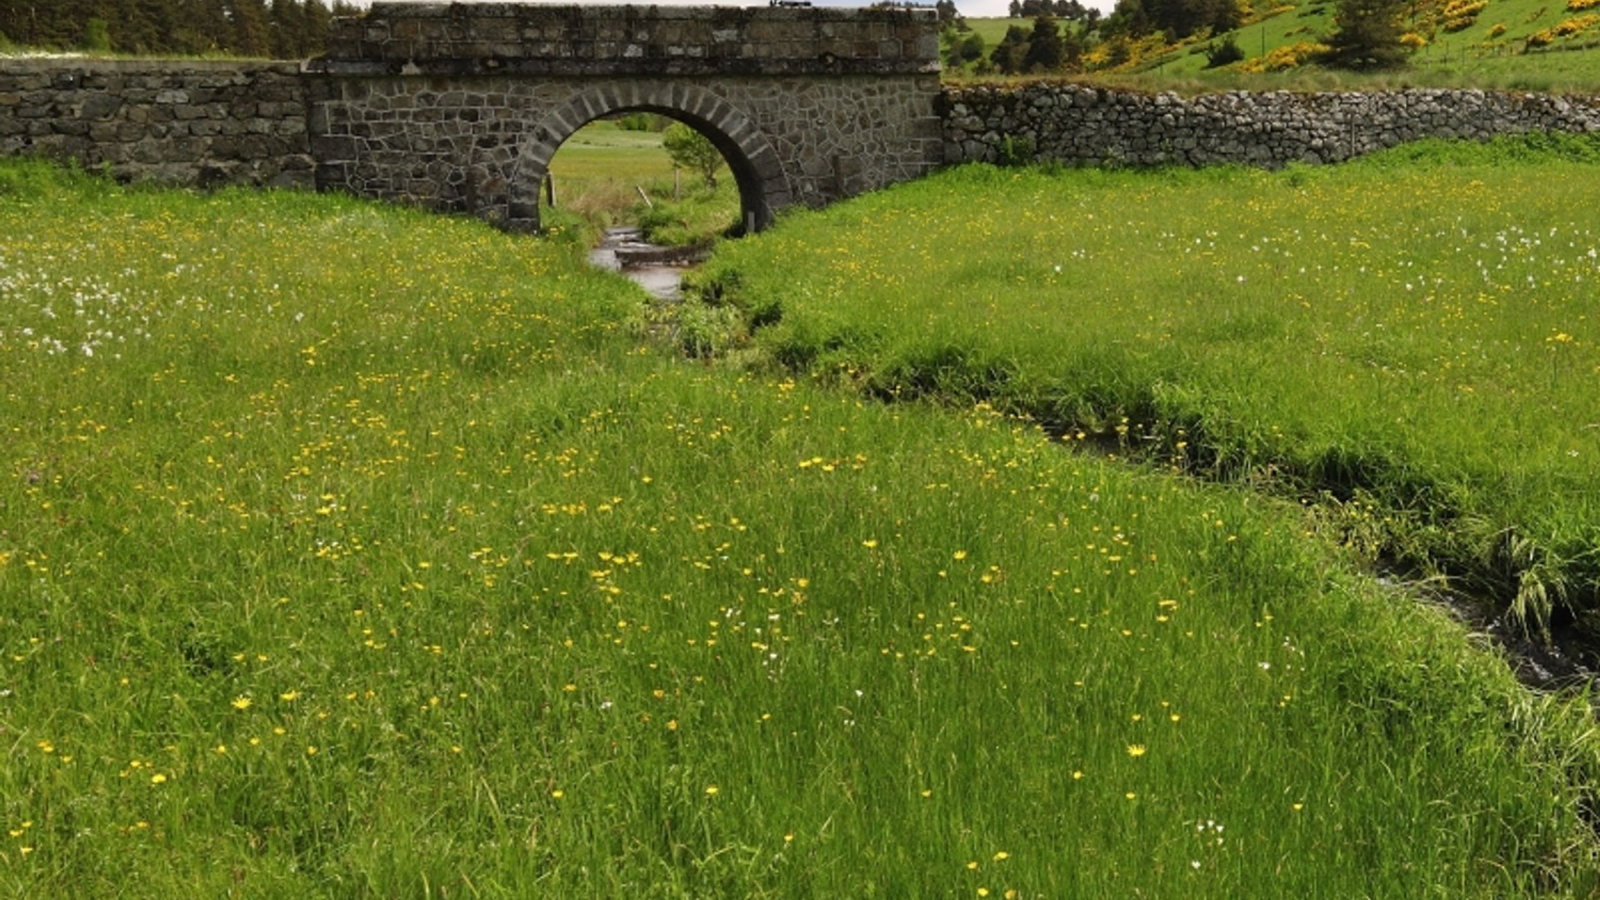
[996, 134, 1036, 166]
[614, 113, 659, 132]
[662, 122, 724, 189]
[1238, 39, 1329, 71]
[1399, 31, 1429, 48]
[1442, 0, 1488, 18]
[1440, 0, 1487, 31]
[1568, 0, 1600, 12]
[1488, 22, 1507, 36]
[957, 31, 987, 63]
[1526, 12, 1600, 45]
[83, 17, 111, 53]
[1204, 34, 1247, 66]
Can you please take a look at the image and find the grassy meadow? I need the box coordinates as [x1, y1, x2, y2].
[691, 134, 1600, 640]
[2, 157, 1600, 897]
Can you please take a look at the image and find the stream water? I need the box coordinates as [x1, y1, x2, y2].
[587, 226, 702, 301]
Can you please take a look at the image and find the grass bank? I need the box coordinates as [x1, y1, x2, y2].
[1, 159, 1598, 897]
[689, 133, 1600, 643]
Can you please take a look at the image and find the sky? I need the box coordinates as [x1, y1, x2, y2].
[341, 0, 1121, 22]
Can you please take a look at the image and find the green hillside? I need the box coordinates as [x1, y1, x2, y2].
[951, 5, 1600, 89]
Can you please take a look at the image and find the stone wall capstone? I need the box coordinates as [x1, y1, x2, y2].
[0, 59, 314, 189]
[315, 2, 941, 77]
[943, 83, 1600, 168]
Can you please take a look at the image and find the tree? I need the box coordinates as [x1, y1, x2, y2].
[0, 0, 349, 54]
[231, 0, 271, 57]
[1102, 0, 1240, 40]
[934, 0, 963, 27]
[270, 0, 306, 58]
[957, 31, 985, 64]
[305, 0, 337, 54]
[1021, 15, 1063, 72]
[1323, 0, 1408, 68]
[988, 23, 1029, 73]
[662, 122, 724, 190]
[942, 24, 985, 67]
[1203, 33, 1245, 67]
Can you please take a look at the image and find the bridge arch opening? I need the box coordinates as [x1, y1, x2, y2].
[540, 114, 740, 242]
[509, 85, 790, 237]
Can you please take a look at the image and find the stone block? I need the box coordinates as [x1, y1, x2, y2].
[311, 134, 360, 161]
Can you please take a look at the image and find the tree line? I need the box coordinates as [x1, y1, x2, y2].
[5, 0, 1411, 73]
[0, 0, 360, 58]
[1006, 0, 1098, 24]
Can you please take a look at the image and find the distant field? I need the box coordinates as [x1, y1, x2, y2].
[545, 119, 739, 245]
[4, 159, 1599, 897]
[546, 119, 680, 188]
[692, 134, 1600, 640]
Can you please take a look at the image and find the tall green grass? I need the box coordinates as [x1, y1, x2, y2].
[690, 133, 1600, 640]
[2, 159, 1599, 897]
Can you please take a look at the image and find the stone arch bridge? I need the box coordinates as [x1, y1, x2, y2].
[304, 2, 944, 233]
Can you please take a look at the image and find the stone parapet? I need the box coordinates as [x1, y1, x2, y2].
[943, 83, 1600, 168]
[0, 59, 315, 188]
[310, 3, 940, 77]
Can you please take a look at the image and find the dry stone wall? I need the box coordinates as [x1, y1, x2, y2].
[8, 30, 1600, 225]
[0, 60, 314, 188]
[944, 83, 1600, 168]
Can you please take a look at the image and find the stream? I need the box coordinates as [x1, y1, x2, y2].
[587, 226, 705, 301]
[584, 229, 1600, 706]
